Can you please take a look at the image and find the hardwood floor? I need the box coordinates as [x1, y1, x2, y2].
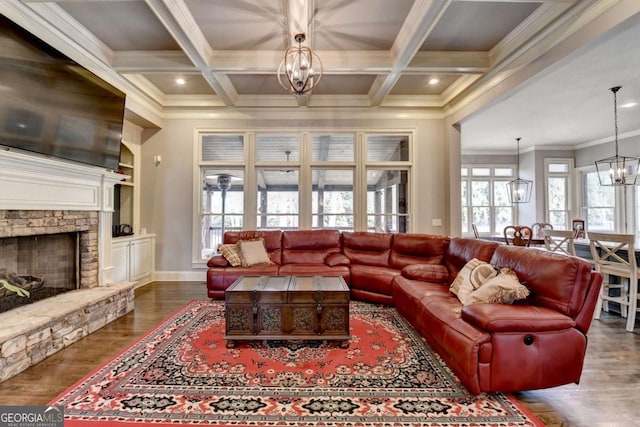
[0, 281, 638, 426]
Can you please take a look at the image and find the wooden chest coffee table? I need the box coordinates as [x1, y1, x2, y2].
[224, 275, 351, 348]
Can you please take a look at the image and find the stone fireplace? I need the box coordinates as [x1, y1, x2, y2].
[0, 149, 135, 382]
[0, 210, 99, 314]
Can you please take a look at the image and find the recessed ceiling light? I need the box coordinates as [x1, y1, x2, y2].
[621, 102, 638, 108]
[428, 78, 440, 85]
[175, 77, 186, 85]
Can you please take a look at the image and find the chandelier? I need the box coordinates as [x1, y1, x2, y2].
[277, 33, 323, 95]
[594, 86, 639, 186]
[507, 137, 533, 203]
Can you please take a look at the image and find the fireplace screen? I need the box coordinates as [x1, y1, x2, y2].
[0, 232, 79, 314]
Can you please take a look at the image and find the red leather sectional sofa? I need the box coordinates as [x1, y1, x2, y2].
[206, 229, 603, 394]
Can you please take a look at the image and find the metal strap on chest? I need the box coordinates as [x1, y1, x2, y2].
[314, 276, 323, 315]
[252, 276, 268, 334]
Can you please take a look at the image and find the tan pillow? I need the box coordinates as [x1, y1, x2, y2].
[464, 268, 530, 306]
[218, 243, 242, 267]
[450, 258, 484, 297]
[238, 238, 271, 267]
[457, 262, 499, 304]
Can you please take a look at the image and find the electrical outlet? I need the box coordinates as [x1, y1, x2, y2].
[432, 218, 442, 227]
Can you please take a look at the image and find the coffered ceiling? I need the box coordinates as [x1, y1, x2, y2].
[3, 0, 640, 151]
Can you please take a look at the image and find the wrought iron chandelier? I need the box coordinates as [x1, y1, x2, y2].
[594, 86, 639, 186]
[277, 33, 323, 95]
[507, 137, 533, 203]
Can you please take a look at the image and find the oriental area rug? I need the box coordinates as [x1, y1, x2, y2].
[49, 300, 543, 427]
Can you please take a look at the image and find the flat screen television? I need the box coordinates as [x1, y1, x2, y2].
[0, 14, 125, 170]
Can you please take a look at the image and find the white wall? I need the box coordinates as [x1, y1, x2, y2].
[138, 113, 451, 275]
[575, 135, 640, 168]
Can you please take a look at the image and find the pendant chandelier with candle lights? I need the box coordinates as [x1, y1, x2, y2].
[594, 86, 639, 186]
[277, 33, 323, 96]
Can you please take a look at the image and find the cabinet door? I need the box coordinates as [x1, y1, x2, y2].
[112, 241, 129, 283]
[130, 238, 152, 281]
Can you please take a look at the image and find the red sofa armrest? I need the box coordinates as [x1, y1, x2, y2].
[325, 252, 350, 267]
[461, 304, 576, 333]
[207, 255, 229, 268]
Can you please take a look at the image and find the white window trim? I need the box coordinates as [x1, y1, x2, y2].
[192, 128, 415, 266]
[544, 158, 574, 229]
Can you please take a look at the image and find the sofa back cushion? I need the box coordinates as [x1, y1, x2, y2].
[281, 230, 342, 264]
[445, 238, 499, 285]
[224, 230, 283, 265]
[390, 234, 449, 269]
[490, 245, 595, 318]
[342, 232, 393, 267]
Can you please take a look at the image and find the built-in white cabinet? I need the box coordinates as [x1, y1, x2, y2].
[112, 235, 155, 287]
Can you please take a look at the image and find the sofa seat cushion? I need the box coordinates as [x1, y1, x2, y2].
[349, 264, 400, 296]
[462, 303, 576, 333]
[393, 276, 451, 302]
[278, 264, 350, 282]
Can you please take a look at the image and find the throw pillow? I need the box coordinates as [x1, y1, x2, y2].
[449, 258, 484, 297]
[218, 243, 242, 267]
[238, 238, 271, 267]
[457, 263, 499, 304]
[464, 268, 530, 306]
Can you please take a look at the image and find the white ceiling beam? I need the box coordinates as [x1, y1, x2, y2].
[408, 51, 490, 73]
[113, 50, 491, 75]
[369, 0, 452, 106]
[285, 0, 313, 40]
[144, 0, 237, 105]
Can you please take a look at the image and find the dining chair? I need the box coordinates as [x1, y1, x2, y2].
[543, 229, 575, 256]
[503, 225, 533, 247]
[532, 222, 553, 239]
[471, 223, 480, 239]
[588, 232, 639, 332]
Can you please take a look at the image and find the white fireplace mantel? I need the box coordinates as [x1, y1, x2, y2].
[0, 148, 126, 285]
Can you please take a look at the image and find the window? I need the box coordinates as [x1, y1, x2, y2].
[195, 131, 412, 263]
[367, 169, 409, 232]
[546, 159, 572, 229]
[583, 171, 615, 232]
[257, 168, 299, 229]
[198, 134, 246, 259]
[312, 169, 354, 229]
[461, 166, 515, 235]
[200, 169, 245, 259]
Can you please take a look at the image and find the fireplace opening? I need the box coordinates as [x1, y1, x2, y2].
[0, 232, 79, 314]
